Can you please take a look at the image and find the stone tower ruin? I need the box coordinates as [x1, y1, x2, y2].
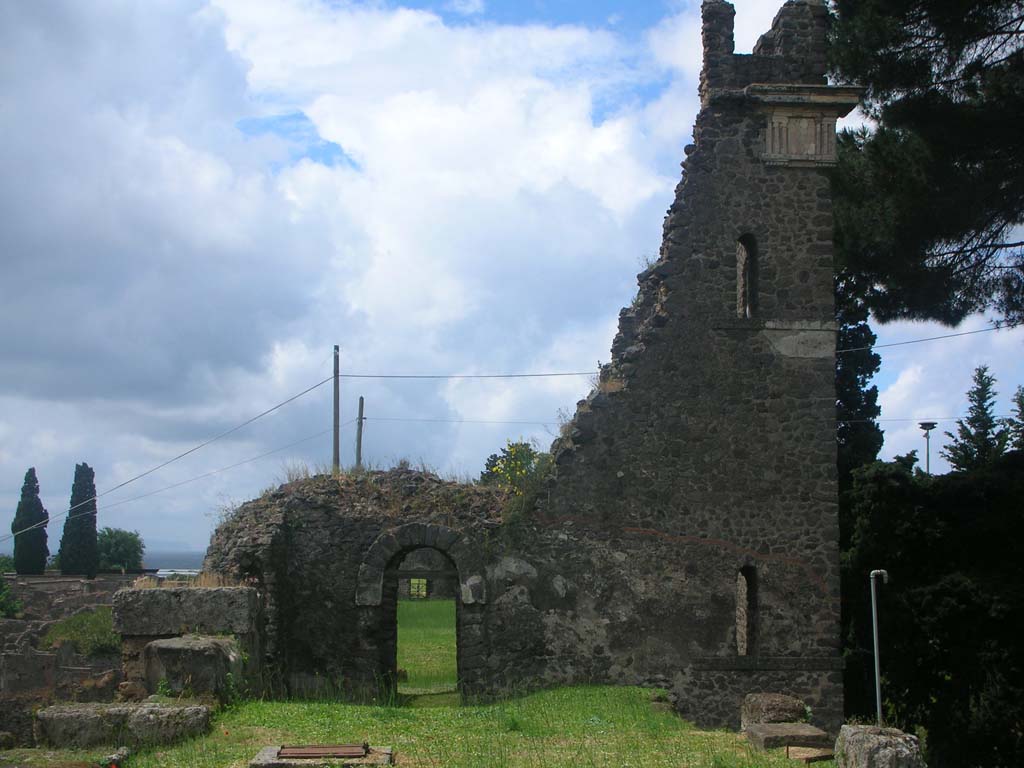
[125, 0, 862, 733]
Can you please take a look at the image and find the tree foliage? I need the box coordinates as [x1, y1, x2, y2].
[1008, 385, 1024, 449]
[836, 273, 884, 492]
[843, 451, 1024, 767]
[59, 463, 99, 578]
[12, 467, 48, 575]
[831, 0, 1024, 324]
[941, 365, 1009, 470]
[97, 527, 145, 572]
[0, 576, 19, 618]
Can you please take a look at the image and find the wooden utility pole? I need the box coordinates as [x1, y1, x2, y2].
[355, 396, 364, 470]
[333, 345, 340, 475]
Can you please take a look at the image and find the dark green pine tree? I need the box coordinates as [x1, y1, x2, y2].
[835, 272, 884, 492]
[941, 365, 1009, 471]
[12, 468, 48, 575]
[59, 463, 99, 578]
[1008, 385, 1024, 451]
[830, 0, 1024, 324]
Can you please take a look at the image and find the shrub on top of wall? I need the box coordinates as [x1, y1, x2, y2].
[43, 606, 120, 657]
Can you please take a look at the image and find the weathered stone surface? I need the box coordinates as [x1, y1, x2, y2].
[0, 730, 15, 749]
[835, 725, 927, 768]
[34, 702, 211, 747]
[747, 723, 832, 750]
[113, 587, 258, 636]
[249, 745, 393, 767]
[144, 635, 242, 700]
[741, 692, 807, 731]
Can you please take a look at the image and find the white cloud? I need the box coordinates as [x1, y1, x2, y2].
[445, 0, 485, 16]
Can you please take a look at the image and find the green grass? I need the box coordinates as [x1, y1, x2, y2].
[0, 599, 835, 767]
[0, 687, 823, 768]
[42, 606, 120, 657]
[398, 599, 457, 695]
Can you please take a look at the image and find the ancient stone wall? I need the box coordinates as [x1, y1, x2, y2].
[198, 0, 858, 733]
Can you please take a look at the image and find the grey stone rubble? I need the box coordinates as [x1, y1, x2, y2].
[249, 745, 394, 767]
[835, 726, 927, 768]
[118, 0, 858, 734]
[747, 722, 832, 750]
[34, 701, 212, 748]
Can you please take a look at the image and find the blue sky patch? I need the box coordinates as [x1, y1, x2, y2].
[237, 111, 359, 170]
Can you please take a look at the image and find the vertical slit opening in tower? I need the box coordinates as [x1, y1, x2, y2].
[737, 234, 759, 319]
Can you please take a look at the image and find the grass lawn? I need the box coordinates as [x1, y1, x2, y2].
[398, 599, 457, 695]
[0, 599, 831, 767]
[0, 688, 818, 768]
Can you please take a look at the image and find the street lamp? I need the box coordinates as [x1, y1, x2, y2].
[919, 421, 937, 474]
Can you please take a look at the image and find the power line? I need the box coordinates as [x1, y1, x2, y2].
[339, 371, 593, 380]
[838, 322, 1020, 354]
[2, 378, 336, 545]
[367, 416, 559, 426]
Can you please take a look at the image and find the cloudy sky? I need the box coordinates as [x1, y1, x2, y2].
[2, 0, 1022, 556]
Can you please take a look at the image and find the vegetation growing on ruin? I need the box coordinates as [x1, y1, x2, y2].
[42, 606, 120, 657]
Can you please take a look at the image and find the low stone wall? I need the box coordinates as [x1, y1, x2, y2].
[3, 573, 142, 621]
[113, 587, 262, 696]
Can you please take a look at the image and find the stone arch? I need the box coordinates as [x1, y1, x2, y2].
[355, 523, 486, 607]
[736, 233, 759, 319]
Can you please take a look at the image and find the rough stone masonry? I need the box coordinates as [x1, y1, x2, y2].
[196, 0, 861, 732]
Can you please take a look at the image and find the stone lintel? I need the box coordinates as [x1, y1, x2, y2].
[744, 84, 864, 115]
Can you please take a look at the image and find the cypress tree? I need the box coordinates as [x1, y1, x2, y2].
[12, 467, 48, 575]
[59, 463, 99, 578]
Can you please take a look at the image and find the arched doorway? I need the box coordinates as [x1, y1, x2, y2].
[355, 523, 487, 700]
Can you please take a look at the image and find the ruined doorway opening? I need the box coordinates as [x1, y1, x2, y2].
[387, 547, 460, 701]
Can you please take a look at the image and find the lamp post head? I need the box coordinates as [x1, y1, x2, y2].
[919, 421, 938, 433]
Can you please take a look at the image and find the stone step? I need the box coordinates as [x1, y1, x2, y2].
[747, 722, 832, 750]
[786, 746, 835, 764]
[35, 702, 212, 748]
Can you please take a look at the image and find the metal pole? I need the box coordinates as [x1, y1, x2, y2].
[870, 569, 889, 726]
[919, 422, 937, 475]
[333, 345, 340, 476]
[356, 396, 364, 470]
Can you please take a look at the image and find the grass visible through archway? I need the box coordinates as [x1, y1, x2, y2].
[397, 598, 457, 701]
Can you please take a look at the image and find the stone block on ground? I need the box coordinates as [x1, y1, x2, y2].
[835, 725, 927, 768]
[113, 587, 259, 636]
[747, 723, 831, 751]
[34, 702, 212, 748]
[144, 634, 242, 700]
[741, 692, 807, 731]
[249, 745, 393, 767]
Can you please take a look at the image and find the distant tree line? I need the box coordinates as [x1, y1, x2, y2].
[8, 462, 145, 578]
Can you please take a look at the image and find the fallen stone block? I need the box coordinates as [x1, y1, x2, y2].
[144, 634, 242, 700]
[835, 725, 927, 768]
[741, 693, 807, 731]
[35, 702, 211, 748]
[747, 723, 832, 750]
